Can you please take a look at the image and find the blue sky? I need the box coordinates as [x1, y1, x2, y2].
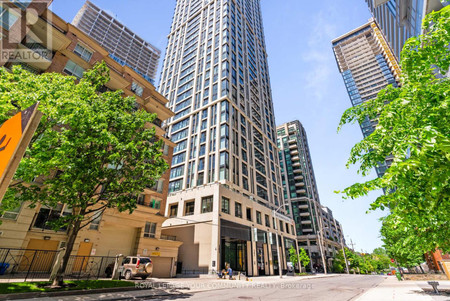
[51, 0, 387, 253]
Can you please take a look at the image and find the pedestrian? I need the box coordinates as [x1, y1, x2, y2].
[227, 266, 233, 280]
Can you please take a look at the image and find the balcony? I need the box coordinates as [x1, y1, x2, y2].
[293, 168, 302, 174]
[289, 143, 297, 149]
[291, 150, 299, 155]
[294, 175, 304, 180]
[295, 182, 305, 187]
[297, 189, 306, 194]
[13, 43, 52, 70]
[292, 162, 301, 167]
[160, 234, 177, 241]
[28, 14, 71, 52]
[291, 156, 300, 161]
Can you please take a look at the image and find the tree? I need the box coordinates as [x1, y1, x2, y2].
[380, 214, 426, 268]
[337, 7, 450, 254]
[289, 246, 299, 266]
[0, 62, 168, 286]
[372, 247, 391, 271]
[298, 247, 310, 271]
[332, 249, 346, 273]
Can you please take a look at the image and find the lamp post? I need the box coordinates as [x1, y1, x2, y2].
[316, 227, 328, 275]
[272, 203, 288, 279]
[340, 235, 349, 274]
[334, 220, 349, 275]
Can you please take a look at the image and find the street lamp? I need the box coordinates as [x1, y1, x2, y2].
[316, 227, 329, 274]
[272, 202, 288, 279]
[333, 220, 349, 275]
[340, 235, 350, 274]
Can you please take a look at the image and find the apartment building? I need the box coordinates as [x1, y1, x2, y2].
[332, 20, 401, 177]
[365, 0, 446, 61]
[72, 0, 161, 83]
[277, 121, 345, 271]
[159, 0, 297, 276]
[0, 0, 180, 278]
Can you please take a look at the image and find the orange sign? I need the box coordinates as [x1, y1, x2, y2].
[0, 103, 41, 201]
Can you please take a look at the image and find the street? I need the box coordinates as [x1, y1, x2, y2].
[124, 275, 383, 301]
[150, 275, 383, 301]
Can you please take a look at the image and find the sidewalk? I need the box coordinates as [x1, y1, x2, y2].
[355, 276, 450, 301]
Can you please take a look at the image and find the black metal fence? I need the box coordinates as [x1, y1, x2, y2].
[0, 248, 116, 282]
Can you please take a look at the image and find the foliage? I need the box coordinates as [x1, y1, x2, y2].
[333, 247, 392, 274]
[337, 6, 450, 254]
[380, 214, 426, 267]
[289, 246, 298, 265]
[298, 247, 310, 268]
[0, 62, 168, 285]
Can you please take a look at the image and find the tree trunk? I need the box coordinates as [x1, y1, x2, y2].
[51, 209, 85, 287]
[419, 265, 425, 274]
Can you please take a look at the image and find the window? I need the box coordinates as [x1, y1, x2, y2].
[0, 6, 19, 30]
[168, 179, 182, 193]
[256, 211, 262, 224]
[265, 214, 270, 227]
[169, 204, 178, 217]
[185, 201, 195, 216]
[131, 81, 144, 97]
[0, 203, 22, 220]
[73, 43, 93, 62]
[33, 204, 72, 231]
[279, 220, 284, 232]
[144, 222, 157, 238]
[156, 179, 164, 193]
[89, 211, 102, 230]
[246, 207, 252, 221]
[286, 223, 290, 234]
[221, 197, 230, 214]
[63, 60, 85, 79]
[235, 202, 242, 218]
[149, 199, 161, 209]
[11, 0, 31, 9]
[137, 194, 145, 205]
[201, 196, 213, 213]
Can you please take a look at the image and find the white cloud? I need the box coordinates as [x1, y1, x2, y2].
[302, 7, 340, 102]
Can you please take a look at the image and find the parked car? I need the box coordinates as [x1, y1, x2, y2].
[105, 256, 153, 280]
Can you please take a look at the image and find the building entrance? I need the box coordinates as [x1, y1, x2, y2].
[221, 238, 247, 274]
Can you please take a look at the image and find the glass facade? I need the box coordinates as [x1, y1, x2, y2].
[277, 121, 320, 237]
[332, 21, 400, 177]
[365, 0, 433, 61]
[160, 0, 282, 207]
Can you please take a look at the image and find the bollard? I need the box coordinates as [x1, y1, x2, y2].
[49, 248, 66, 284]
[111, 254, 124, 280]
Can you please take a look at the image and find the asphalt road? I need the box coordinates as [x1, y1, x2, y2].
[140, 275, 384, 301]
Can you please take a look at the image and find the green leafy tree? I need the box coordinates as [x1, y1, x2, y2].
[380, 214, 426, 268]
[298, 247, 310, 270]
[372, 247, 391, 271]
[337, 7, 450, 254]
[0, 62, 168, 286]
[332, 249, 346, 273]
[289, 246, 299, 266]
